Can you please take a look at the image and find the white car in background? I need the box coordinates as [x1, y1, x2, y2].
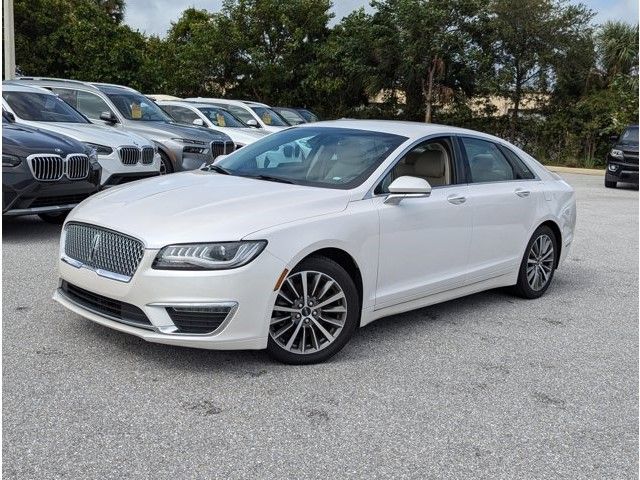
[185, 98, 290, 133]
[2, 83, 160, 187]
[157, 100, 269, 148]
[54, 120, 576, 364]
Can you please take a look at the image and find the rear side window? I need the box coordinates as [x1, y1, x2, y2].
[461, 137, 534, 183]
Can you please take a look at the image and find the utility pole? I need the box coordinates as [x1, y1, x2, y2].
[3, 0, 16, 79]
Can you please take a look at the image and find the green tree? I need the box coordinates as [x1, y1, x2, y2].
[597, 21, 639, 80]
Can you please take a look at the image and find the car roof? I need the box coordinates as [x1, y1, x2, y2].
[158, 100, 221, 110]
[296, 119, 507, 142]
[186, 98, 258, 108]
[9, 77, 140, 95]
[2, 82, 57, 94]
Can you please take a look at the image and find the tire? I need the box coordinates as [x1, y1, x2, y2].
[605, 179, 617, 188]
[512, 225, 558, 299]
[38, 211, 68, 224]
[267, 256, 360, 364]
[159, 151, 174, 175]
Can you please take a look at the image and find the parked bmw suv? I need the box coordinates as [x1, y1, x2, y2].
[2, 83, 160, 187]
[12, 78, 234, 174]
[2, 111, 101, 223]
[605, 125, 639, 188]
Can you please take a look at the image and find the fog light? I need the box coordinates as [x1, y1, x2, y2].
[608, 164, 618, 172]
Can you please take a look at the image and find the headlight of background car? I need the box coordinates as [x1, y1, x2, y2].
[84, 142, 113, 156]
[172, 138, 209, 154]
[610, 148, 624, 160]
[153, 241, 267, 270]
[87, 148, 99, 164]
[2, 154, 21, 167]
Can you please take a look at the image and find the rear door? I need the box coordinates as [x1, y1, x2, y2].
[458, 136, 542, 283]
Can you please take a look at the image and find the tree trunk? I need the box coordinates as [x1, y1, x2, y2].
[422, 56, 438, 123]
[510, 63, 522, 139]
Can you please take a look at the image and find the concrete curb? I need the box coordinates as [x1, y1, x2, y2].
[546, 165, 605, 176]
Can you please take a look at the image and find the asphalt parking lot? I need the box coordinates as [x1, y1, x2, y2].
[2, 172, 638, 479]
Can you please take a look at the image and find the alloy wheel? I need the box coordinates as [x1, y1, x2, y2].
[526, 234, 555, 291]
[269, 270, 348, 355]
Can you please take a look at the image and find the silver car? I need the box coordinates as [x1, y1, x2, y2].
[11, 78, 235, 174]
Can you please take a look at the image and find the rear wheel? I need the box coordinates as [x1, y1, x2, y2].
[605, 179, 617, 188]
[38, 211, 68, 224]
[512, 225, 557, 299]
[267, 256, 359, 364]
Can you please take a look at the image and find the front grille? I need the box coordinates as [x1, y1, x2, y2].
[66, 154, 89, 179]
[30, 193, 91, 208]
[61, 281, 152, 329]
[166, 305, 233, 334]
[141, 147, 155, 164]
[28, 154, 64, 181]
[64, 223, 145, 279]
[210, 141, 234, 159]
[119, 147, 141, 165]
[623, 151, 639, 164]
[28, 153, 90, 181]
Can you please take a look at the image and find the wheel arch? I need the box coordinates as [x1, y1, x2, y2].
[297, 247, 363, 308]
[538, 219, 562, 268]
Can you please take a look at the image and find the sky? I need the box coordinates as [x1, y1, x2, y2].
[123, 0, 639, 37]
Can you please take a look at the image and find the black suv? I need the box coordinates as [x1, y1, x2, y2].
[2, 111, 102, 223]
[605, 125, 638, 188]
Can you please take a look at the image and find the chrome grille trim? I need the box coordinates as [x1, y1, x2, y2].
[66, 154, 90, 180]
[210, 141, 235, 159]
[119, 146, 141, 165]
[63, 223, 145, 282]
[27, 153, 90, 181]
[141, 147, 155, 164]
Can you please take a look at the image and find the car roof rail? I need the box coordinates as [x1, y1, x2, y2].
[16, 76, 93, 86]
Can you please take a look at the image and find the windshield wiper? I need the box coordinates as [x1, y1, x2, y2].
[247, 174, 295, 184]
[203, 164, 231, 174]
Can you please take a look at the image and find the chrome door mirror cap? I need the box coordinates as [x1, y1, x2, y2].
[246, 119, 259, 127]
[192, 118, 205, 126]
[384, 176, 432, 205]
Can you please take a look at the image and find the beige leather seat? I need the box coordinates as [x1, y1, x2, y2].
[396, 148, 448, 186]
[323, 138, 369, 182]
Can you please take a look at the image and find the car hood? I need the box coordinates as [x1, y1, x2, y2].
[616, 142, 639, 153]
[2, 122, 89, 157]
[67, 171, 350, 248]
[122, 121, 232, 143]
[223, 128, 269, 145]
[17, 121, 153, 147]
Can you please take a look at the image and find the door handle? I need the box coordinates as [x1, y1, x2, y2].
[447, 194, 467, 205]
[515, 188, 530, 198]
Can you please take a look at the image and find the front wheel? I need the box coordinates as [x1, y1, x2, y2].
[267, 256, 360, 364]
[512, 225, 557, 299]
[159, 151, 174, 175]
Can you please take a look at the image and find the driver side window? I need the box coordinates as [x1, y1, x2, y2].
[376, 137, 454, 194]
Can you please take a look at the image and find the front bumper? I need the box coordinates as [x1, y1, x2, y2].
[606, 157, 639, 184]
[54, 248, 286, 350]
[3, 163, 101, 216]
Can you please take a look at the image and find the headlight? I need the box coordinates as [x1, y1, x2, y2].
[84, 142, 113, 155]
[2, 154, 21, 167]
[87, 148, 99, 164]
[152, 241, 267, 270]
[610, 149, 624, 159]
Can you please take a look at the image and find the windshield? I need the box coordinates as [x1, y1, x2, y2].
[250, 106, 290, 126]
[198, 107, 247, 128]
[214, 127, 407, 189]
[105, 91, 172, 121]
[620, 126, 639, 144]
[276, 108, 306, 125]
[298, 109, 319, 122]
[3, 92, 89, 123]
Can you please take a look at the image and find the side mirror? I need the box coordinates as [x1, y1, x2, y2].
[246, 119, 259, 128]
[192, 118, 204, 126]
[384, 176, 432, 205]
[100, 111, 118, 124]
[610, 134, 619, 143]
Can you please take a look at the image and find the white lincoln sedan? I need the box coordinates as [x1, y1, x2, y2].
[54, 120, 576, 364]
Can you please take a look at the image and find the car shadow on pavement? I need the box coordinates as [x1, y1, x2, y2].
[73, 288, 506, 372]
[2, 216, 62, 243]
